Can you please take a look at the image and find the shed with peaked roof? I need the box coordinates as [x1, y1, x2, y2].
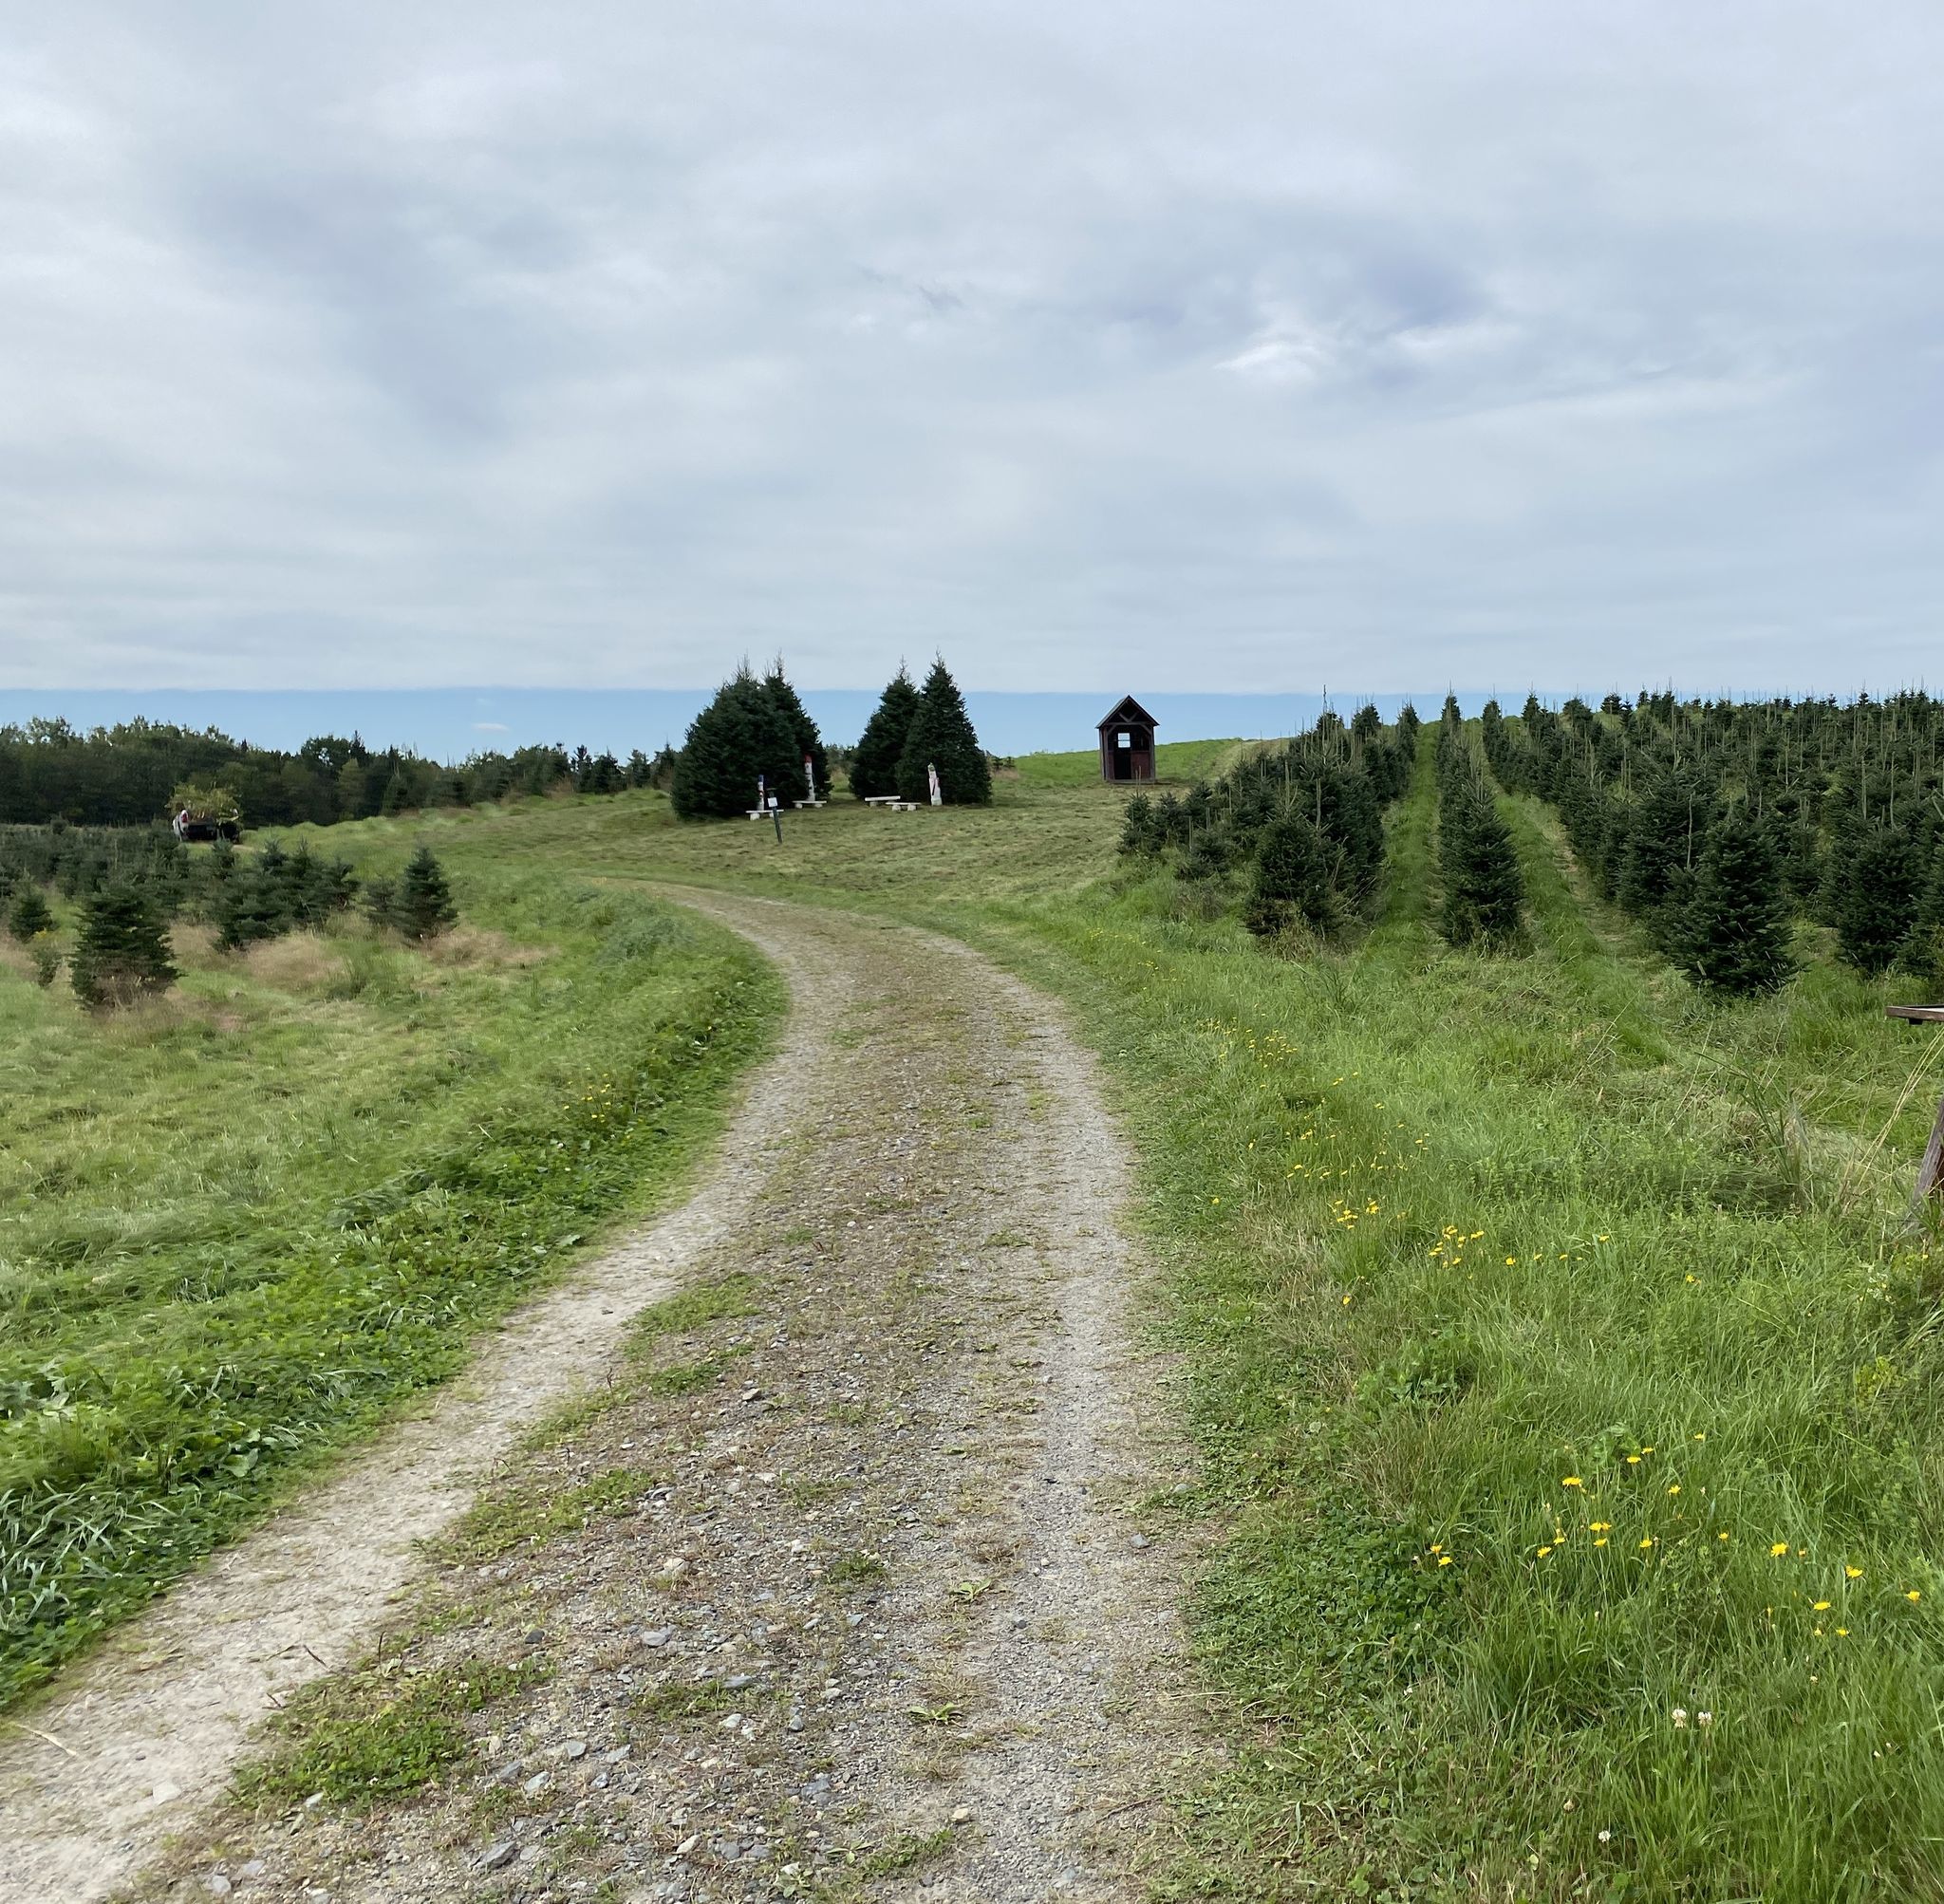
[1097, 696, 1158, 783]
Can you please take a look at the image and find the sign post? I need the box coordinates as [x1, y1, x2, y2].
[1886, 1004, 1944, 1205]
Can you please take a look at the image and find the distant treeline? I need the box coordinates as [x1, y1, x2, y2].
[0, 718, 671, 829]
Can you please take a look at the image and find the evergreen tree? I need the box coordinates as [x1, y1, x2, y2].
[216, 842, 292, 949]
[1906, 843, 1944, 987]
[1245, 813, 1335, 938]
[390, 846, 458, 940]
[1440, 769, 1526, 951]
[670, 668, 806, 819]
[1836, 826, 1920, 975]
[1117, 793, 1159, 857]
[380, 772, 409, 816]
[1680, 808, 1797, 996]
[70, 883, 176, 1009]
[849, 666, 923, 800]
[896, 660, 992, 806]
[762, 662, 831, 800]
[7, 882, 51, 942]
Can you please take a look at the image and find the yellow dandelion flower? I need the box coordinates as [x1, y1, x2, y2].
[1907, 1590, 1922, 1603]
[1627, 1455, 1642, 1465]
[1836, 1627, 1849, 1637]
[1845, 1566, 1863, 1580]
[1593, 1537, 1608, 1547]
[1770, 1543, 1789, 1558]
[1538, 1545, 1554, 1559]
[1639, 1537, 1655, 1550]
[1429, 1543, 1443, 1555]
[1813, 1601, 1831, 1612]
[1437, 1556, 1453, 1568]
[1561, 1477, 1583, 1488]
[1667, 1484, 1681, 1496]
[1718, 1531, 1730, 1541]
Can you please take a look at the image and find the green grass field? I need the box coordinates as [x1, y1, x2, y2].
[0, 824, 782, 1708]
[9, 747, 1944, 1895]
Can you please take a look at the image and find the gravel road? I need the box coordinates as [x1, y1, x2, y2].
[1, 892, 1197, 1904]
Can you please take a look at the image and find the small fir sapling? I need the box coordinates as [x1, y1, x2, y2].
[390, 846, 458, 940]
[70, 882, 177, 1009]
[7, 882, 52, 943]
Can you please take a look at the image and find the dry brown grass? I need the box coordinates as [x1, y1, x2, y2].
[420, 924, 551, 970]
[168, 921, 219, 967]
[239, 930, 346, 993]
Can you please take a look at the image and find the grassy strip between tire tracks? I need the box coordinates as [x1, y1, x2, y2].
[588, 743, 1944, 1898]
[0, 819, 783, 1710]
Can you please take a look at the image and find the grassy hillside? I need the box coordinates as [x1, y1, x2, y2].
[11, 739, 1944, 1895]
[483, 748, 1942, 1898]
[0, 827, 782, 1708]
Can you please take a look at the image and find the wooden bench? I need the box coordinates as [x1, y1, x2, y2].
[1886, 1005, 1944, 1203]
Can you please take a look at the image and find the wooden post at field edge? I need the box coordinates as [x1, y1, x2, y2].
[1886, 1004, 1944, 1203]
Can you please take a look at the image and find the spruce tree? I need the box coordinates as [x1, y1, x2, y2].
[1836, 826, 1919, 975]
[1440, 774, 1526, 951]
[762, 662, 830, 800]
[7, 882, 51, 942]
[670, 668, 805, 819]
[1245, 813, 1335, 938]
[1907, 842, 1944, 987]
[849, 667, 923, 800]
[70, 883, 176, 1009]
[1680, 808, 1797, 996]
[896, 660, 992, 806]
[390, 846, 458, 940]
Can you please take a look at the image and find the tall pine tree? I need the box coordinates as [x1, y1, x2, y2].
[762, 661, 830, 799]
[896, 660, 991, 806]
[390, 845, 458, 941]
[670, 668, 807, 819]
[849, 666, 922, 800]
[1439, 757, 1526, 952]
[1680, 808, 1796, 996]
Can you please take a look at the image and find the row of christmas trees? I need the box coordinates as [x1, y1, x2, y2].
[1115, 703, 1417, 940]
[1481, 691, 1944, 993]
[668, 660, 991, 819]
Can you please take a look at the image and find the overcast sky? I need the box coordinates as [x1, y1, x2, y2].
[3, 3, 1939, 696]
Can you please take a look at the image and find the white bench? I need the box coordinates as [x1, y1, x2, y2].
[794, 799, 826, 810]
[862, 794, 900, 806]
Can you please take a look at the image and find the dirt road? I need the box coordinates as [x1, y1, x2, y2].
[0, 893, 1195, 1903]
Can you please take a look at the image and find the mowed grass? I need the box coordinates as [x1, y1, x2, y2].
[511, 751, 1944, 1897]
[0, 818, 782, 1708]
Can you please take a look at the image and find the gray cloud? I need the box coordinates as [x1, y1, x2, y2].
[2, 0, 1940, 694]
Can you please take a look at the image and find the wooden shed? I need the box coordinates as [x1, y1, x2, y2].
[1097, 696, 1158, 783]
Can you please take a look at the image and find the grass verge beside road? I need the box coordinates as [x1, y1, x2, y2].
[0, 828, 781, 1709]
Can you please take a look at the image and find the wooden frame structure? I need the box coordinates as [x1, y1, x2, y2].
[1887, 1004, 1944, 1204]
[1097, 696, 1158, 784]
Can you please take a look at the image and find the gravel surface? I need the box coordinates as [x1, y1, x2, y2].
[6, 892, 1201, 1904]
